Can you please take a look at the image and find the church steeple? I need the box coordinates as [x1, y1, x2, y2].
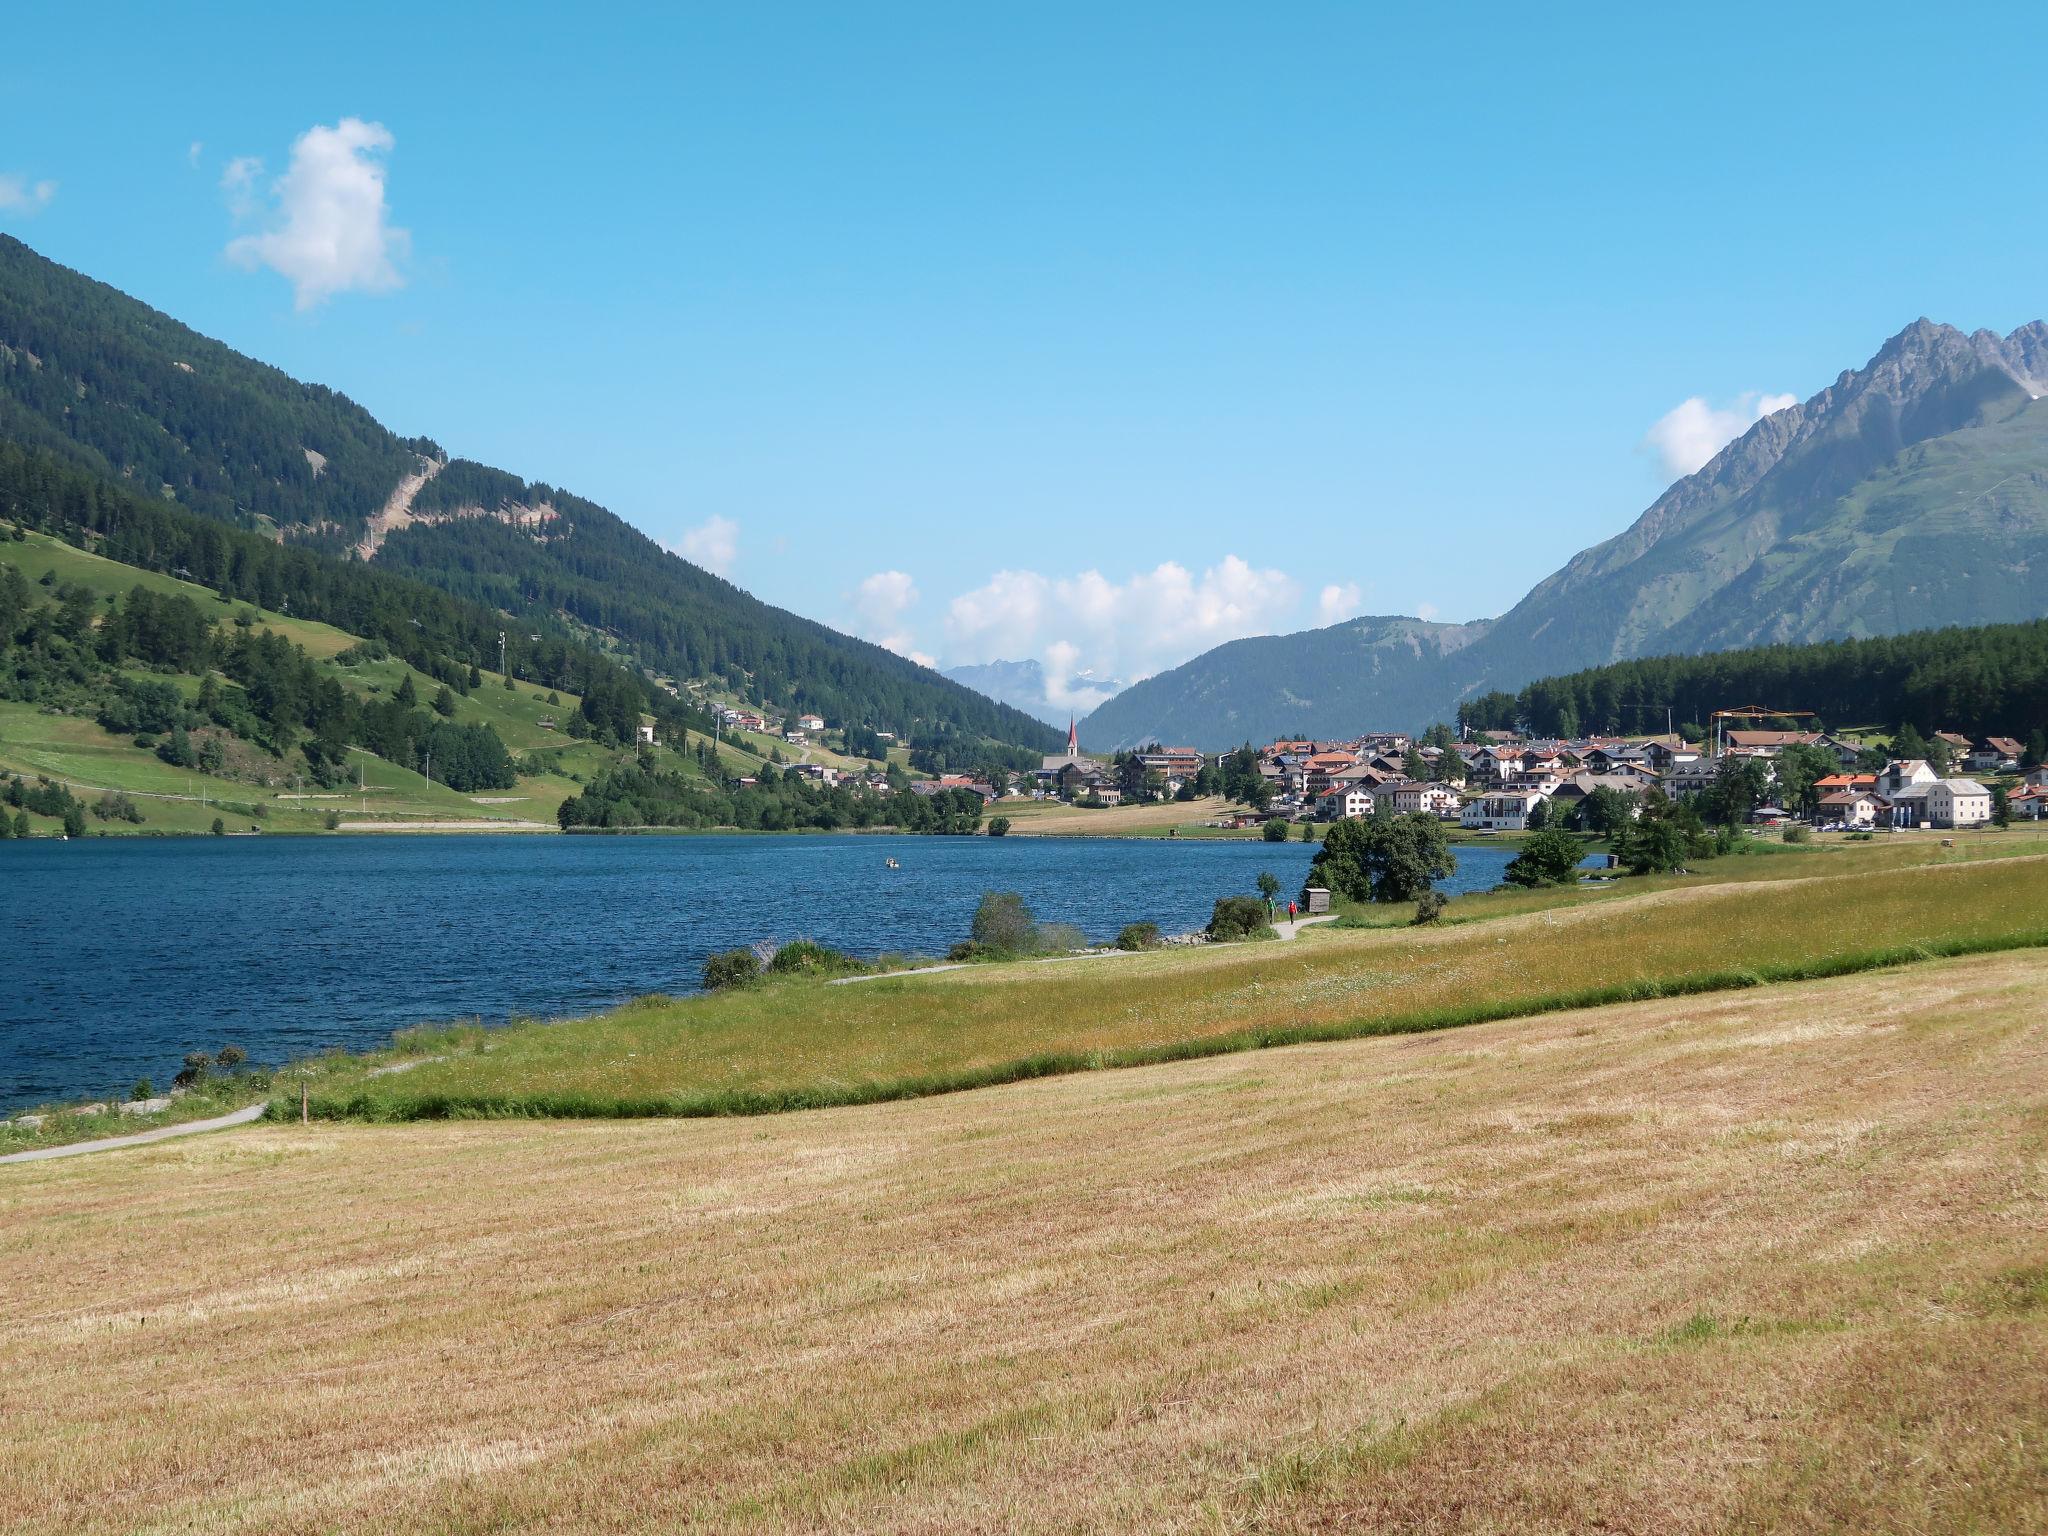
[1067, 716, 1079, 756]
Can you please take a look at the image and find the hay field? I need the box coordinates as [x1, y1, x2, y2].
[5, 951, 2046, 1533]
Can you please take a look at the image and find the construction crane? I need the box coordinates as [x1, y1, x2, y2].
[1709, 705, 1818, 758]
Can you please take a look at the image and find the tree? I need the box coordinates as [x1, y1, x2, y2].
[210, 816, 225, 836]
[13, 811, 28, 839]
[1402, 746, 1431, 782]
[1422, 721, 1459, 752]
[987, 815, 1011, 837]
[432, 685, 458, 718]
[1310, 813, 1455, 904]
[1700, 756, 1770, 825]
[466, 663, 483, 691]
[1299, 821, 1316, 842]
[1116, 921, 1162, 951]
[1256, 870, 1282, 914]
[1261, 817, 1289, 842]
[1579, 785, 1637, 839]
[1992, 784, 2012, 827]
[61, 801, 86, 838]
[1503, 829, 1584, 888]
[394, 672, 419, 708]
[1412, 889, 1450, 925]
[156, 725, 196, 769]
[1774, 743, 1837, 816]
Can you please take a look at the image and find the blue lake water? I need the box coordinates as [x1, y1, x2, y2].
[0, 834, 1518, 1110]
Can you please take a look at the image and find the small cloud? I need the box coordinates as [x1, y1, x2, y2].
[1642, 390, 1798, 479]
[187, 140, 204, 168]
[664, 515, 739, 577]
[1316, 582, 1362, 626]
[224, 118, 408, 309]
[1415, 601, 1439, 622]
[0, 174, 57, 217]
[851, 570, 927, 660]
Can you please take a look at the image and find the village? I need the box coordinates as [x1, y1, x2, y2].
[1033, 719, 2048, 833]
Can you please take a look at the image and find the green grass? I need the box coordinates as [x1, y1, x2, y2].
[284, 850, 2048, 1124]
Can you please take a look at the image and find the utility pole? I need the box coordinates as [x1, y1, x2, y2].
[498, 629, 507, 679]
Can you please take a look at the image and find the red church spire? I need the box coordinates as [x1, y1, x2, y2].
[1067, 716, 1079, 755]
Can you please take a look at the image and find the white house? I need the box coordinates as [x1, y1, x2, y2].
[796, 713, 826, 733]
[1318, 784, 1375, 821]
[1925, 778, 1993, 829]
[1874, 759, 1939, 799]
[1370, 780, 1462, 818]
[1816, 789, 1880, 827]
[1460, 789, 1548, 831]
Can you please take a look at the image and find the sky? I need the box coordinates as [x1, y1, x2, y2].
[5, 3, 2047, 715]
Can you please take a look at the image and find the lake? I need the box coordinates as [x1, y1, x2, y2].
[0, 834, 1519, 1110]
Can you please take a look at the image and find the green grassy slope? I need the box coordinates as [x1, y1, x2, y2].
[0, 529, 664, 833]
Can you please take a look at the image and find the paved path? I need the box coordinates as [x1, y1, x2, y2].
[1273, 914, 1339, 940]
[0, 1103, 268, 1166]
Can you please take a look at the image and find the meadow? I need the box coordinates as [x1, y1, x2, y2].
[296, 844, 2048, 1122]
[5, 949, 2044, 1532]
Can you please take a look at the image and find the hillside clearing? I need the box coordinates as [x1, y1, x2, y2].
[5, 951, 2046, 1532]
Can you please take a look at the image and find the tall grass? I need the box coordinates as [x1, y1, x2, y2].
[276, 854, 2048, 1125]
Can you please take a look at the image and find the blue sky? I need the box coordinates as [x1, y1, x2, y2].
[5, 3, 2046, 710]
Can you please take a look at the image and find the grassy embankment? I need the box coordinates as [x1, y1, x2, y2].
[292, 841, 2048, 1122]
[0, 528, 635, 832]
[6, 948, 2046, 1531]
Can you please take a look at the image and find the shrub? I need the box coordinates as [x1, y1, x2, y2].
[767, 940, 864, 977]
[173, 1051, 212, 1088]
[216, 1045, 247, 1071]
[702, 949, 762, 990]
[945, 940, 996, 962]
[1781, 823, 1811, 844]
[1412, 889, 1450, 925]
[210, 817, 225, 836]
[1207, 895, 1274, 942]
[1116, 921, 1162, 951]
[970, 891, 1040, 955]
[1262, 818, 1289, 842]
[1503, 828, 1585, 888]
[130, 1077, 153, 1101]
[1037, 922, 1087, 952]
[987, 815, 1011, 837]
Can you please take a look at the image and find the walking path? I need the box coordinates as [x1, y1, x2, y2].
[0, 1103, 268, 1166]
[828, 912, 1340, 985]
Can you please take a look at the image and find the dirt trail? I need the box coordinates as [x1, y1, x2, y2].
[354, 456, 445, 561]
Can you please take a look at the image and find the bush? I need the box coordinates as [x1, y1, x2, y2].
[130, 1077, 153, 1101]
[216, 1045, 247, 1071]
[1781, 823, 1811, 844]
[210, 817, 225, 836]
[701, 949, 762, 990]
[945, 940, 996, 962]
[1207, 895, 1274, 942]
[1262, 818, 1289, 842]
[323, 810, 341, 831]
[1502, 828, 1585, 888]
[970, 891, 1041, 955]
[1116, 921, 1163, 951]
[767, 940, 864, 977]
[987, 815, 1011, 837]
[173, 1051, 212, 1088]
[1412, 889, 1450, 925]
[1037, 922, 1087, 952]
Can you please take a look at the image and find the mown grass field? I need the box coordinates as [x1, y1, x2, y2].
[5, 949, 2045, 1533]
[299, 846, 2048, 1121]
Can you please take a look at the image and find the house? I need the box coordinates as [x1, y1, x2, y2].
[1723, 729, 1823, 756]
[1318, 784, 1375, 821]
[1813, 773, 1878, 796]
[1925, 777, 1993, 829]
[1460, 789, 1548, 831]
[1874, 759, 1939, 799]
[1933, 731, 1975, 761]
[2026, 766, 2048, 791]
[1370, 780, 1462, 819]
[2008, 785, 2048, 820]
[635, 723, 658, 746]
[1817, 789, 1882, 827]
[1552, 773, 1646, 816]
[796, 714, 826, 734]
[1660, 760, 1720, 800]
[1967, 736, 2024, 774]
[1136, 747, 1205, 789]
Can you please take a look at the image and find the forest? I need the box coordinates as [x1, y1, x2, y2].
[1455, 620, 2048, 740]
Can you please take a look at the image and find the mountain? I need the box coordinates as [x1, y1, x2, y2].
[1083, 319, 2048, 748]
[0, 235, 1059, 757]
[940, 658, 1129, 727]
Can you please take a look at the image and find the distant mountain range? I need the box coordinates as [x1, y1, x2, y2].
[1083, 318, 2048, 748]
[0, 235, 1060, 756]
[940, 658, 1129, 728]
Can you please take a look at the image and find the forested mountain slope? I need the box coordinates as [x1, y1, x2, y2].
[1084, 319, 2048, 747]
[0, 236, 1057, 752]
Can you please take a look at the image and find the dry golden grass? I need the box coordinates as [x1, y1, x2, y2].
[5, 952, 2047, 1532]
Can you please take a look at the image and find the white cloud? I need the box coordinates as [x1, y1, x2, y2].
[0, 174, 57, 216]
[664, 515, 740, 576]
[1415, 601, 1439, 622]
[1316, 581, 1362, 626]
[851, 570, 930, 662]
[1642, 390, 1798, 479]
[220, 155, 263, 218]
[944, 554, 1298, 704]
[224, 118, 408, 309]
[187, 141, 204, 168]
